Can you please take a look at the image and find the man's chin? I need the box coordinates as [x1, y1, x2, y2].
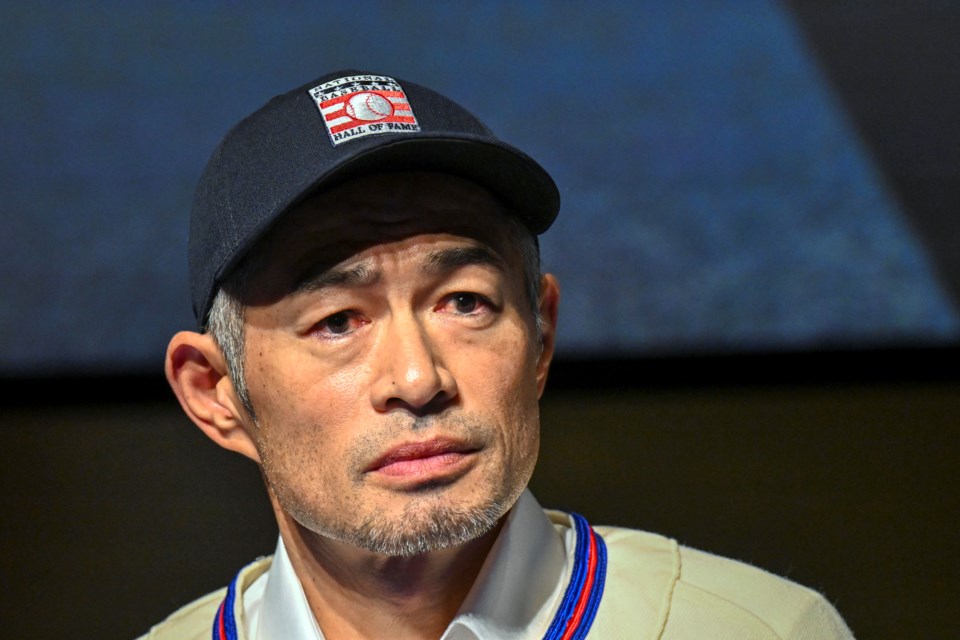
[346, 496, 510, 557]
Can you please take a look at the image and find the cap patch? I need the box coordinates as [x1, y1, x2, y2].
[309, 75, 420, 146]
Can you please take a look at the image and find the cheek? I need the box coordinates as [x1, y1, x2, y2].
[244, 337, 366, 515]
[459, 326, 542, 449]
[244, 332, 366, 450]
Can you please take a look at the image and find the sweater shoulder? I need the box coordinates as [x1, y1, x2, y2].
[135, 588, 225, 640]
[135, 556, 273, 640]
[584, 524, 854, 639]
[665, 544, 854, 639]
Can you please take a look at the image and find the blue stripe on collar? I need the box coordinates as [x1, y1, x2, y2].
[214, 571, 240, 640]
[542, 513, 607, 640]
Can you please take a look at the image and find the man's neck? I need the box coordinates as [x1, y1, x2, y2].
[275, 510, 503, 640]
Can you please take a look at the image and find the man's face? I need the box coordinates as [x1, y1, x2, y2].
[234, 172, 553, 556]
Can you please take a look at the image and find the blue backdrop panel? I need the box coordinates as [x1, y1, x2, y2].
[1, 1, 956, 373]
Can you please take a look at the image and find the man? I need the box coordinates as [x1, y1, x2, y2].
[147, 70, 854, 639]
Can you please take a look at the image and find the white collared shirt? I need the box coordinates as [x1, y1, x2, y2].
[243, 490, 571, 639]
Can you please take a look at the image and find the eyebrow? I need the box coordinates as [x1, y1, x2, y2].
[293, 262, 380, 294]
[291, 245, 505, 295]
[424, 246, 506, 275]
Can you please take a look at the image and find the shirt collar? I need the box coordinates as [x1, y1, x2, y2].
[443, 490, 569, 639]
[253, 532, 325, 640]
[246, 489, 569, 640]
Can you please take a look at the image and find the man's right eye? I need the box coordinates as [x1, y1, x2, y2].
[315, 311, 363, 337]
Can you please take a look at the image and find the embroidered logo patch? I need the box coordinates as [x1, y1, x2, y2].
[308, 75, 420, 146]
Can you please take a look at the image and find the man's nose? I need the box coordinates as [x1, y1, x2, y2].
[370, 314, 458, 415]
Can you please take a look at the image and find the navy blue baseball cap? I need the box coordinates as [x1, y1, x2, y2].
[189, 69, 560, 327]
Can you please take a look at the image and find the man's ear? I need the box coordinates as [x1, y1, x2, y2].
[535, 273, 560, 397]
[165, 331, 261, 463]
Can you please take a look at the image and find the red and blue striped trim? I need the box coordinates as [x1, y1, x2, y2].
[542, 512, 607, 640]
[213, 571, 240, 640]
[211, 513, 606, 640]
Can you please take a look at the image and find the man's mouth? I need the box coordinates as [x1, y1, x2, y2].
[365, 438, 480, 478]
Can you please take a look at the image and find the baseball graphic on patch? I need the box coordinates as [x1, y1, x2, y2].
[310, 75, 421, 146]
[346, 92, 394, 121]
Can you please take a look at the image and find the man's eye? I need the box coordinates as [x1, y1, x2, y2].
[444, 293, 488, 315]
[316, 311, 359, 336]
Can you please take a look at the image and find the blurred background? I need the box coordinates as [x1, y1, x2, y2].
[2, 1, 958, 637]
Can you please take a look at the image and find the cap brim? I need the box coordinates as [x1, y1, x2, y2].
[210, 133, 559, 304]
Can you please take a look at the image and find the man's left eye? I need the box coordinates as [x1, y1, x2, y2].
[443, 292, 487, 315]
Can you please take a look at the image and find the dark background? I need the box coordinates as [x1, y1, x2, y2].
[3, 2, 959, 638]
[4, 362, 957, 639]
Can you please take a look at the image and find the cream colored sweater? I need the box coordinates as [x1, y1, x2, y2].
[139, 512, 854, 639]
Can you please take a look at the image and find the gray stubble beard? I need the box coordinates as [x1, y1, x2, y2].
[347, 492, 512, 557]
[261, 412, 533, 558]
